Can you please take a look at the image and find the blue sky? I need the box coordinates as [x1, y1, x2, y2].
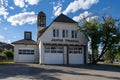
[0, 0, 120, 43]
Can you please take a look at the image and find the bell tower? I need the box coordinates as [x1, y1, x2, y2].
[37, 11, 46, 27]
[37, 11, 46, 39]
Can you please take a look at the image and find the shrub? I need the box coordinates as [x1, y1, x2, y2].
[2, 50, 13, 58]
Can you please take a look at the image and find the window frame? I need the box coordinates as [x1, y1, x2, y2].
[44, 46, 64, 53]
[53, 29, 59, 37]
[18, 49, 34, 55]
[71, 30, 77, 38]
[62, 29, 68, 38]
[24, 32, 32, 40]
[69, 47, 82, 54]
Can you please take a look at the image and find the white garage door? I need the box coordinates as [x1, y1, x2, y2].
[18, 49, 34, 63]
[69, 47, 84, 64]
[44, 46, 64, 64]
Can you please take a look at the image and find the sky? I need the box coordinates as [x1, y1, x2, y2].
[0, 0, 120, 43]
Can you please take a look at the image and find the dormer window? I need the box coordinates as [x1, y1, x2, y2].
[24, 32, 32, 40]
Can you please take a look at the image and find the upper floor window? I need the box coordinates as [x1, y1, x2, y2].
[53, 29, 59, 37]
[71, 30, 77, 38]
[62, 30, 68, 38]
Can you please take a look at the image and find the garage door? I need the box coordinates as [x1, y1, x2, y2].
[44, 46, 64, 64]
[68, 47, 84, 64]
[18, 49, 34, 63]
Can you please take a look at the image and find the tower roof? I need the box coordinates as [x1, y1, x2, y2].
[38, 11, 46, 16]
[54, 14, 77, 23]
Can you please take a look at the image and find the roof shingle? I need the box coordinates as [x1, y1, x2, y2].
[54, 14, 77, 23]
[12, 39, 36, 45]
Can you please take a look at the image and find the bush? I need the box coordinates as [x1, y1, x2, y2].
[1, 53, 7, 57]
[115, 52, 120, 60]
[2, 50, 13, 58]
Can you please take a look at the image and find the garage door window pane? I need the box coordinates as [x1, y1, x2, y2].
[44, 46, 64, 53]
[19, 50, 22, 54]
[69, 47, 82, 54]
[18, 49, 34, 54]
[31, 50, 34, 54]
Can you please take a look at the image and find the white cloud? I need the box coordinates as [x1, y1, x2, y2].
[14, 0, 25, 8]
[13, 36, 17, 39]
[7, 40, 11, 43]
[7, 11, 37, 26]
[0, 35, 5, 42]
[0, 0, 9, 19]
[4, 27, 8, 30]
[9, 6, 14, 10]
[86, 16, 98, 22]
[73, 11, 98, 22]
[0, 18, 1, 22]
[14, 0, 40, 8]
[52, 0, 65, 17]
[25, 0, 40, 5]
[0, 0, 8, 7]
[63, 0, 99, 15]
[73, 11, 91, 22]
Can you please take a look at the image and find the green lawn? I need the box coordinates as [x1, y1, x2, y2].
[98, 62, 120, 68]
[0, 60, 14, 64]
[106, 63, 120, 68]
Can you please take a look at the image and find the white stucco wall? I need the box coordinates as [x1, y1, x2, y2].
[39, 22, 88, 45]
[38, 22, 88, 64]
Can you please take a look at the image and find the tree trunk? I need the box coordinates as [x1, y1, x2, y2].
[94, 42, 108, 64]
[91, 42, 96, 64]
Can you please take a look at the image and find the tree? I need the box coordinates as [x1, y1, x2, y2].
[115, 52, 120, 60]
[79, 16, 120, 64]
[104, 50, 113, 63]
[2, 50, 13, 58]
[95, 16, 120, 63]
[78, 18, 101, 63]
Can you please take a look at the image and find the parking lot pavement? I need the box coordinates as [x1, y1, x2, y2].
[0, 64, 120, 80]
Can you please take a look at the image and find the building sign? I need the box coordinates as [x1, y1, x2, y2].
[65, 39, 79, 43]
[51, 39, 79, 43]
[51, 39, 63, 42]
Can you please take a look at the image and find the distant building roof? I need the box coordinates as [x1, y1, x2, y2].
[0, 42, 7, 46]
[12, 39, 36, 45]
[53, 14, 77, 23]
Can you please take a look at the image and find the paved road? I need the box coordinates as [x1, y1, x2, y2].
[0, 64, 120, 80]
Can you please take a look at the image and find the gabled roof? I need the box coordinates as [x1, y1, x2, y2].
[12, 39, 36, 45]
[38, 27, 48, 38]
[53, 14, 77, 23]
[37, 14, 78, 39]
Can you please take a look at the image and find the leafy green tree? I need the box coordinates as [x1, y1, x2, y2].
[104, 50, 113, 63]
[2, 50, 13, 58]
[115, 52, 120, 60]
[95, 16, 120, 63]
[79, 16, 120, 64]
[78, 18, 101, 63]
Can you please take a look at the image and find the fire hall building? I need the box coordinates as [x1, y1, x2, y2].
[12, 12, 88, 64]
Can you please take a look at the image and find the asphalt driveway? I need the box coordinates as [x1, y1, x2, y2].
[0, 64, 120, 80]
